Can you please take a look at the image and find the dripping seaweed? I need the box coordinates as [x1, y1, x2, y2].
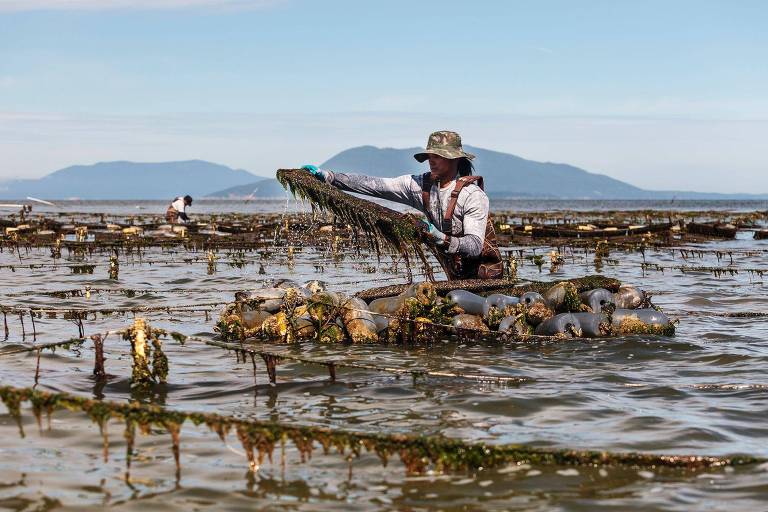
[276, 168, 434, 273]
[0, 385, 760, 477]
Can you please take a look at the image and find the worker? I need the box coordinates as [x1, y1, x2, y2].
[302, 131, 502, 279]
[166, 195, 193, 224]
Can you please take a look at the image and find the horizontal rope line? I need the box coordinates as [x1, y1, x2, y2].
[201, 338, 531, 385]
[0, 384, 760, 472]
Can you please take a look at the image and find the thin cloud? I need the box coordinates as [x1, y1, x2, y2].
[1, 110, 767, 194]
[0, 0, 283, 11]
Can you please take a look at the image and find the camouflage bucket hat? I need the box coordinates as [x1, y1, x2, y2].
[414, 130, 475, 163]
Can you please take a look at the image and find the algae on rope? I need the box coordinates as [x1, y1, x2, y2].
[122, 318, 170, 387]
[276, 168, 435, 274]
[355, 275, 621, 302]
[0, 385, 760, 478]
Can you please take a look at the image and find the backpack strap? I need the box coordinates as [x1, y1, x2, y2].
[420, 172, 431, 204]
[444, 175, 484, 222]
[420, 172, 436, 224]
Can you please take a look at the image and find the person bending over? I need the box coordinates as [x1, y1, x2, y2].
[166, 195, 193, 224]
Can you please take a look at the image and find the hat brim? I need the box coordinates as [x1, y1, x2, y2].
[414, 148, 475, 163]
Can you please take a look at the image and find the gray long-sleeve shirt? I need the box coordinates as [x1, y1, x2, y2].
[326, 171, 489, 257]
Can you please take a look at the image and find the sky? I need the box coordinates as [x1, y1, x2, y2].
[0, 0, 766, 192]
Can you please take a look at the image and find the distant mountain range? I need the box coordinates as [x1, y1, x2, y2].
[208, 145, 768, 200]
[1, 149, 766, 200]
[0, 160, 263, 200]
[210, 177, 290, 199]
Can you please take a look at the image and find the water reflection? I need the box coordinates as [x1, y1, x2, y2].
[2, 201, 768, 509]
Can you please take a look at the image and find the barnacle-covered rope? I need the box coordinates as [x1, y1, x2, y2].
[0, 385, 759, 476]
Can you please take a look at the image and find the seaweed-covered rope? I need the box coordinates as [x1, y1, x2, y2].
[3, 287, 250, 298]
[640, 263, 767, 277]
[200, 338, 768, 391]
[355, 275, 621, 301]
[0, 276, 436, 299]
[4, 333, 763, 393]
[623, 383, 768, 391]
[0, 302, 228, 317]
[276, 168, 436, 275]
[665, 310, 768, 318]
[0, 258, 264, 270]
[0, 336, 91, 356]
[201, 338, 532, 385]
[0, 385, 759, 474]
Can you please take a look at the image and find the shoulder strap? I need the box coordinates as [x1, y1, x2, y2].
[444, 175, 484, 222]
[420, 172, 431, 203]
[420, 172, 436, 223]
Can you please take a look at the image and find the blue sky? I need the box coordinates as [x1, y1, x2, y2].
[1, 0, 766, 192]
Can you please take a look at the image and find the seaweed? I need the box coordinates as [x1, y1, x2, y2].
[0, 385, 759, 477]
[91, 334, 106, 379]
[122, 318, 171, 388]
[108, 254, 119, 280]
[356, 275, 621, 302]
[276, 168, 433, 274]
[504, 254, 518, 280]
[616, 316, 677, 337]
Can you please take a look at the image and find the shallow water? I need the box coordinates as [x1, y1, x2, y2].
[6, 197, 768, 216]
[1, 200, 768, 511]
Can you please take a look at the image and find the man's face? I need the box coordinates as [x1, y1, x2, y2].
[428, 154, 458, 181]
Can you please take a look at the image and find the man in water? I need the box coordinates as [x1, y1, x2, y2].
[302, 131, 502, 280]
[166, 195, 193, 224]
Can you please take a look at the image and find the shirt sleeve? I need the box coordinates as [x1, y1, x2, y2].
[446, 189, 488, 258]
[171, 198, 186, 212]
[326, 172, 422, 209]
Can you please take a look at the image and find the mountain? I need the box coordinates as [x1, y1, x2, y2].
[4, 151, 765, 200]
[207, 177, 289, 199]
[206, 145, 768, 199]
[319, 145, 646, 198]
[0, 160, 263, 200]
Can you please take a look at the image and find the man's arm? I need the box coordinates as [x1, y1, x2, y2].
[446, 190, 488, 258]
[325, 172, 421, 209]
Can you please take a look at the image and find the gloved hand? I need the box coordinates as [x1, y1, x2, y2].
[301, 164, 328, 182]
[417, 220, 447, 245]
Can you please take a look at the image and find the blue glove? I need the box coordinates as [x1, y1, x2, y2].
[301, 164, 328, 182]
[417, 220, 447, 245]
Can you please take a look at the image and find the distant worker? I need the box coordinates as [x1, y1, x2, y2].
[166, 195, 193, 224]
[302, 131, 503, 280]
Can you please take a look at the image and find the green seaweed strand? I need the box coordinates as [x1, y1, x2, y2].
[0, 385, 760, 477]
[276, 168, 433, 271]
